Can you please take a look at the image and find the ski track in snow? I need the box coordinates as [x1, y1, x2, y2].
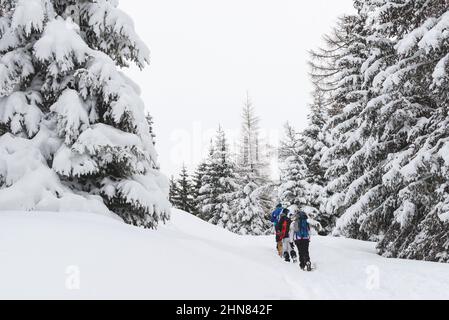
[0, 209, 449, 300]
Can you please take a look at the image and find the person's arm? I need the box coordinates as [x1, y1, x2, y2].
[308, 222, 311, 241]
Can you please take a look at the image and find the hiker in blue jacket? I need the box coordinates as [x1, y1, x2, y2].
[292, 210, 312, 271]
[271, 203, 284, 257]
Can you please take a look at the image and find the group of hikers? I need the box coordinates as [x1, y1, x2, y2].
[270, 204, 312, 271]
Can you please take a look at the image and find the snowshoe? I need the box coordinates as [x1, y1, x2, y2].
[290, 252, 298, 263]
[306, 261, 313, 272]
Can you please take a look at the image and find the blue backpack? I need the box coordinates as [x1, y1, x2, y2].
[271, 207, 283, 223]
[296, 213, 310, 239]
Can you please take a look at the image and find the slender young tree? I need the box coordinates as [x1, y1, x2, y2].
[233, 94, 272, 235]
[238, 92, 270, 184]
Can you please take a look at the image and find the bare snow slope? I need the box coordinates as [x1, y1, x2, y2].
[1, 209, 449, 300]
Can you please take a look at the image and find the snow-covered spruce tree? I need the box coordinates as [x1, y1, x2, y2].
[278, 123, 323, 232]
[168, 175, 178, 205]
[309, 11, 372, 237]
[233, 95, 272, 235]
[197, 127, 238, 230]
[366, 0, 449, 261]
[0, 0, 170, 228]
[331, 0, 413, 241]
[233, 170, 271, 235]
[306, 0, 449, 261]
[171, 165, 195, 213]
[332, 0, 443, 245]
[238, 93, 271, 184]
[195, 142, 215, 222]
[299, 89, 329, 232]
[278, 124, 309, 205]
[191, 160, 207, 216]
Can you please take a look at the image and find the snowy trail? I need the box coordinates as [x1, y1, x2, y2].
[1, 209, 449, 300]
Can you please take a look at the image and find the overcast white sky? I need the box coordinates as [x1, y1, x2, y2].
[120, 0, 355, 177]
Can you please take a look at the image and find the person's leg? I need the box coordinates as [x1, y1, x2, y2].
[277, 241, 283, 257]
[295, 240, 304, 268]
[298, 240, 307, 269]
[275, 226, 283, 257]
[282, 238, 290, 261]
[305, 239, 311, 263]
[290, 241, 297, 261]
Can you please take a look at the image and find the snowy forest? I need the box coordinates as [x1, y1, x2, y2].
[0, 0, 449, 274]
[170, 0, 449, 263]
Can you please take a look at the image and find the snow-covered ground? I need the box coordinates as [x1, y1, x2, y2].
[1, 209, 448, 300]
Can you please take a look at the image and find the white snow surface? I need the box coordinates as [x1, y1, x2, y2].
[0, 209, 448, 300]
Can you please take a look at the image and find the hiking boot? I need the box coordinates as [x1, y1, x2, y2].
[306, 261, 312, 272]
[290, 251, 297, 263]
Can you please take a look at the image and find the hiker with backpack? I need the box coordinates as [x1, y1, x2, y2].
[271, 203, 284, 257]
[292, 209, 312, 271]
[275, 209, 297, 263]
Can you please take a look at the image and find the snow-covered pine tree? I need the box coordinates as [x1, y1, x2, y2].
[331, 0, 410, 241]
[366, 0, 449, 261]
[209, 126, 238, 229]
[233, 171, 271, 235]
[299, 89, 329, 232]
[171, 165, 195, 213]
[278, 123, 309, 207]
[332, 0, 440, 244]
[278, 123, 323, 232]
[238, 93, 270, 184]
[196, 141, 215, 222]
[309, 11, 371, 237]
[233, 94, 272, 235]
[304, 89, 327, 184]
[168, 175, 178, 205]
[0, 0, 170, 228]
[197, 126, 237, 230]
[191, 161, 207, 216]
[306, 0, 449, 261]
